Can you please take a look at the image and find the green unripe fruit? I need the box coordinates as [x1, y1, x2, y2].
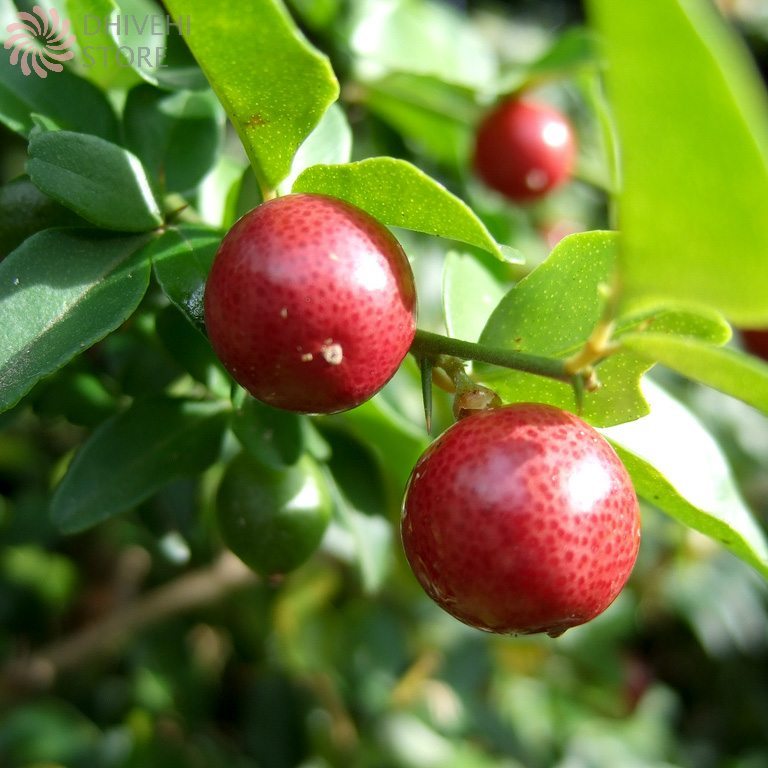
[216, 452, 333, 575]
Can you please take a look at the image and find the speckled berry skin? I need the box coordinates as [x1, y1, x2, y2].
[401, 403, 640, 636]
[473, 99, 576, 203]
[204, 194, 417, 414]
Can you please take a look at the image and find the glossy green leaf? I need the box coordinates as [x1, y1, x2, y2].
[27, 130, 163, 232]
[0, 230, 151, 414]
[621, 334, 768, 417]
[603, 380, 768, 579]
[0, 47, 118, 139]
[293, 158, 503, 258]
[149, 224, 222, 332]
[278, 103, 352, 194]
[443, 250, 508, 342]
[478, 232, 730, 426]
[123, 84, 224, 193]
[588, 0, 768, 325]
[163, 0, 339, 191]
[51, 397, 228, 533]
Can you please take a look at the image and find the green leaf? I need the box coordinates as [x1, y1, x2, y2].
[51, 397, 228, 533]
[0, 47, 118, 140]
[602, 380, 768, 579]
[443, 250, 508, 342]
[196, 155, 253, 229]
[277, 103, 352, 194]
[66, 0, 164, 89]
[330, 396, 428, 512]
[0, 230, 151, 414]
[478, 232, 730, 426]
[362, 73, 478, 167]
[123, 84, 224, 193]
[27, 130, 163, 232]
[347, 0, 496, 88]
[588, 0, 768, 325]
[149, 224, 222, 332]
[0, 176, 84, 258]
[497, 27, 598, 93]
[621, 334, 768, 417]
[154, 304, 228, 394]
[163, 0, 339, 191]
[232, 395, 305, 469]
[293, 158, 503, 258]
[324, 466, 393, 595]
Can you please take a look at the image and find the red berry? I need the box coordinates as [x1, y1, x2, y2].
[473, 98, 576, 202]
[401, 403, 640, 636]
[204, 194, 417, 414]
[742, 329, 768, 361]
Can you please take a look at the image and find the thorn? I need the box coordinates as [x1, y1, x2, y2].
[419, 357, 433, 435]
[572, 375, 585, 415]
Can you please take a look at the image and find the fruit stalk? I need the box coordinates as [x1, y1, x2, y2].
[410, 329, 571, 382]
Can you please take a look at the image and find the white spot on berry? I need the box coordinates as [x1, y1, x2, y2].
[280, 307, 288, 318]
[526, 169, 549, 191]
[321, 342, 343, 365]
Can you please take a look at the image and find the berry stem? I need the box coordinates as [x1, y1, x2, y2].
[410, 330, 571, 382]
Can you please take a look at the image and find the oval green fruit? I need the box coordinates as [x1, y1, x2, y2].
[216, 452, 333, 575]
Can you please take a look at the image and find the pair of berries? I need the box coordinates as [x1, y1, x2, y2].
[204, 100, 638, 637]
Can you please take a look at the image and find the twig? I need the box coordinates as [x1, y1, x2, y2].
[3, 552, 257, 693]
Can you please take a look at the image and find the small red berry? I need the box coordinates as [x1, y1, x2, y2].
[401, 403, 640, 636]
[204, 194, 417, 414]
[473, 98, 576, 202]
[742, 329, 768, 362]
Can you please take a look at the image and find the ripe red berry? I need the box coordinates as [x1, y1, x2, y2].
[473, 98, 576, 202]
[742, 329, 768, 361]
[204, 194, 417, 414]
[401, 403, 640, 636]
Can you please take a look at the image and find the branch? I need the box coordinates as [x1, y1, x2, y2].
[410, 329, 571, 382]
[3, 552, 257, 694]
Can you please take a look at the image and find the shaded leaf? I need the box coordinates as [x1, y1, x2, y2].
[0, 47, 118, 139]
[123, 84, 224, 193]
[0, 230, 151, 414]
[51, 397, 228, 533]
[149, 224, 222, 332]
[27, 130, 163, 232]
